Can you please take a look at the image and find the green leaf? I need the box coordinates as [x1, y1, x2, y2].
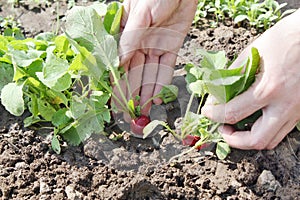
[62, 110, 103, 146]
[65, 5, 119, 76]
[26, 60, 43, 79]
[37, 98, 57, 121]
[0, 82, 24, 116]
[61, 127, 82, 146]
[65, 33, 101, 79]
[36, 48, 71, 91]
[205, 75, 244, 103]
[143, 120, 167, 139]
[69, 98, 87, 120]
[104, 2, 123, 35]
[0, 35, 9, 55]
[43, 48, 69, 81]
[54, 35, 70, 55]
[45, 89, 68, 106]
[23, 115, 42, 127]
[90, 91, 110, 106]
[189, 80, 206, 96]
[36, 72, 72, 92]
[234, 15, 249, 24]
[240, 47, 260, 93]
[0, 62, 14, 92]
[198, 49, 227, 69]
[9, 48, 44, 67]
[296, 122, 300, 132]
[216, 142, 231, 160]
[27, 93, 39, 116]
[65, 6, 106, 51]
[158, 85, 179, 104]
[127, 99, 135, 114]
[69, 53, 89, 73]
[52, 108, 72, 128]
[51, 135, 61, 154]
[89, 2, 107, 17]
[189, 66, 206, 79]
[34, 32, 56, 42]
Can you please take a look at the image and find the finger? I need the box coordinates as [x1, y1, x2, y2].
[267, 119, 298, 149]
[127, 51, 145, 102]
[153, 53, 176, 105]
[220, 107, 286, 150]
[140, 55, 159, 115]
[119, 3, 151, 66]
[201, 77, 265, 124]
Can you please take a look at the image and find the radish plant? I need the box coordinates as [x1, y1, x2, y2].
[194, 0, 295, 31]
[144, 47, 261, 160]
[0, 2, 178, 153]
[0, 2, 123, 153]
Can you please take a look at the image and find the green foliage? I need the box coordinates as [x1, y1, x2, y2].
[143, 48, 261, 160]
[182, 47, 261, 159]
[7, 0, 51, 6]
[0, 16, 24, 39]
[194, 0, 296, 30]
[0, 2, 122, 152]
[6, 0, 107, 8]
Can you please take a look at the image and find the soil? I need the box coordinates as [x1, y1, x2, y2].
[0, 1, 300, 200]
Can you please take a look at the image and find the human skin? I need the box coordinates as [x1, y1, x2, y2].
[116, 0, 197, 120]
[202, 9, 300, 150]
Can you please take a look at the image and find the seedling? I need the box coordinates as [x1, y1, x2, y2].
[0, 2, 179, 153]
[194, 0, 295, 31]
[144, 47, 261, 160]
[0, 2, 123, 153]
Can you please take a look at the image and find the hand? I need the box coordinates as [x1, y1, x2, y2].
[202, 9, 300, 150]
[116, 0, 197, 120]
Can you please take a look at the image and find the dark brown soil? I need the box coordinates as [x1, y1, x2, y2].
[0, 1, 299, 200]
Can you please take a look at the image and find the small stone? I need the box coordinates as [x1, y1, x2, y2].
[65, 184, 84, 200]
[15, 162, 29, 169]
[257, 170, 281, 192]
[39, 180, 51, 194]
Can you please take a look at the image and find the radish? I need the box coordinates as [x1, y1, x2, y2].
[182, 135, 209, 150]
[130, 115, 151, 136]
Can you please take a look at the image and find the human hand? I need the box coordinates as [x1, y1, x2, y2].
[202, 9, 300, 150]
[115, 0, 197, 120]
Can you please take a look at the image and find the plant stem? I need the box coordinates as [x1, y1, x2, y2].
[109, 68, 134, 116]
[184, 93, 195, 121]
[181, 92, 195, 137]
[98, 81, 128, 113]
[209, 122, 220, 134]
[197, 94, 205, 114]
[140, 94, 160, 110]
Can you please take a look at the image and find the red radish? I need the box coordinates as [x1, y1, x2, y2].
[130, 115, 151, 136]
[182, 135, 209, 150]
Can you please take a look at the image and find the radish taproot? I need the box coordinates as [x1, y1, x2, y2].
[182, 135, 209, 150]
[130, 115, 151, 136]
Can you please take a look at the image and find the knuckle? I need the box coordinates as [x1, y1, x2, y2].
[254, 78, 282, 103]
[249, 139, 268, 150]
[224, 109, 239, 124]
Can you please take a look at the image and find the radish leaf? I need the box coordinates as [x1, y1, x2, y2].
[1, 82, 24, 116]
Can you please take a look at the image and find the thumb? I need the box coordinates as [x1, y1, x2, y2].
[119, 2, 151, 66]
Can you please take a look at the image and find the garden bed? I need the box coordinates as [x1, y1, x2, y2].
[0, 1, 299, 199]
